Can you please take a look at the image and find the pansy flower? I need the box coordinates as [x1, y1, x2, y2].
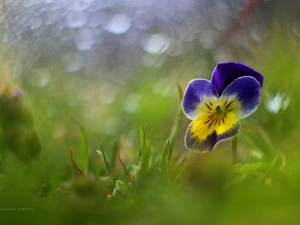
[182, 62, 264, 152]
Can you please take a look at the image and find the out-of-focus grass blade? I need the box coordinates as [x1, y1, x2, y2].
[263, 154, 283, 177]
[136, 126, 151, 189]
[71, 117, 89, 176]
[269, 154, 279, 169]
[100, 143, 115, 178]
[161, 139, 170, 175]
[0, 151, 9, 174]
[68, 148, 85, 177]
[117, 152, 133, 183]
[139, 126, 147, 157]
[168, 84, 184, 157]
[110, 135, 125, 168]
[171, 153, 187, 182]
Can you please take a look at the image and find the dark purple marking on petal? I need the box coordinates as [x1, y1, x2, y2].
[222, 76, 261, 118]
[216, 122, 240, 144]
[211, 62, 264, 96]
[184, 124, 217, 152]
[182, 79, 219, 120]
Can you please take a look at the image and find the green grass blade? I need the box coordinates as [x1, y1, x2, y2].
[117, 152, 133, 183]
[99, 143, 115, 178]
[168, 84, 184, 157]
[0, 150, 9, 174]
[68, 148, 85, 177]
[110, 135, 125, 168]
[71, 117, 89, 175]
[136, 126, 152, 189]
[139, 126, 147, 157]
[161, 139, 170, 175]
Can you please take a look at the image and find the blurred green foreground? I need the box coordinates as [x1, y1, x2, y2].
[1, 28, 300, 225]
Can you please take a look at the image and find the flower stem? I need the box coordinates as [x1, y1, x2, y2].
[232, 136, 237, 165]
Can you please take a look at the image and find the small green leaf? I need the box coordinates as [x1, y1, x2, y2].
[115, 180, 126, 194]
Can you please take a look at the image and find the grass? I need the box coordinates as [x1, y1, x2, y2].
[1, 27, 300, 225]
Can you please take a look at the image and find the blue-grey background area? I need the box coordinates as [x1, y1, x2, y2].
[1, 0, 297, 79]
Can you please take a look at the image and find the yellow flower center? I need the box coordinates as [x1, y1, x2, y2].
[190, 96, 241, 141]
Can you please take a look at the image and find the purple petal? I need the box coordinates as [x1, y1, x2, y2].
[211, 62, 264, 96]
[216, 122, 240, 143]
[185, 123, 217, 152]
[221, 76, 261, 118]
[182, 79, 218, 120]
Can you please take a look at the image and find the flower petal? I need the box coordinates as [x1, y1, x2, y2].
[211, 62, 264, 96]
[216, 122, 239, 143]
[182, 79, 219, 120]
[220, 76, 261, 118]
[185, 123, 217, 152]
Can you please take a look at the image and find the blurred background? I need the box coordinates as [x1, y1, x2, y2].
[1, 0, 300, 224]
